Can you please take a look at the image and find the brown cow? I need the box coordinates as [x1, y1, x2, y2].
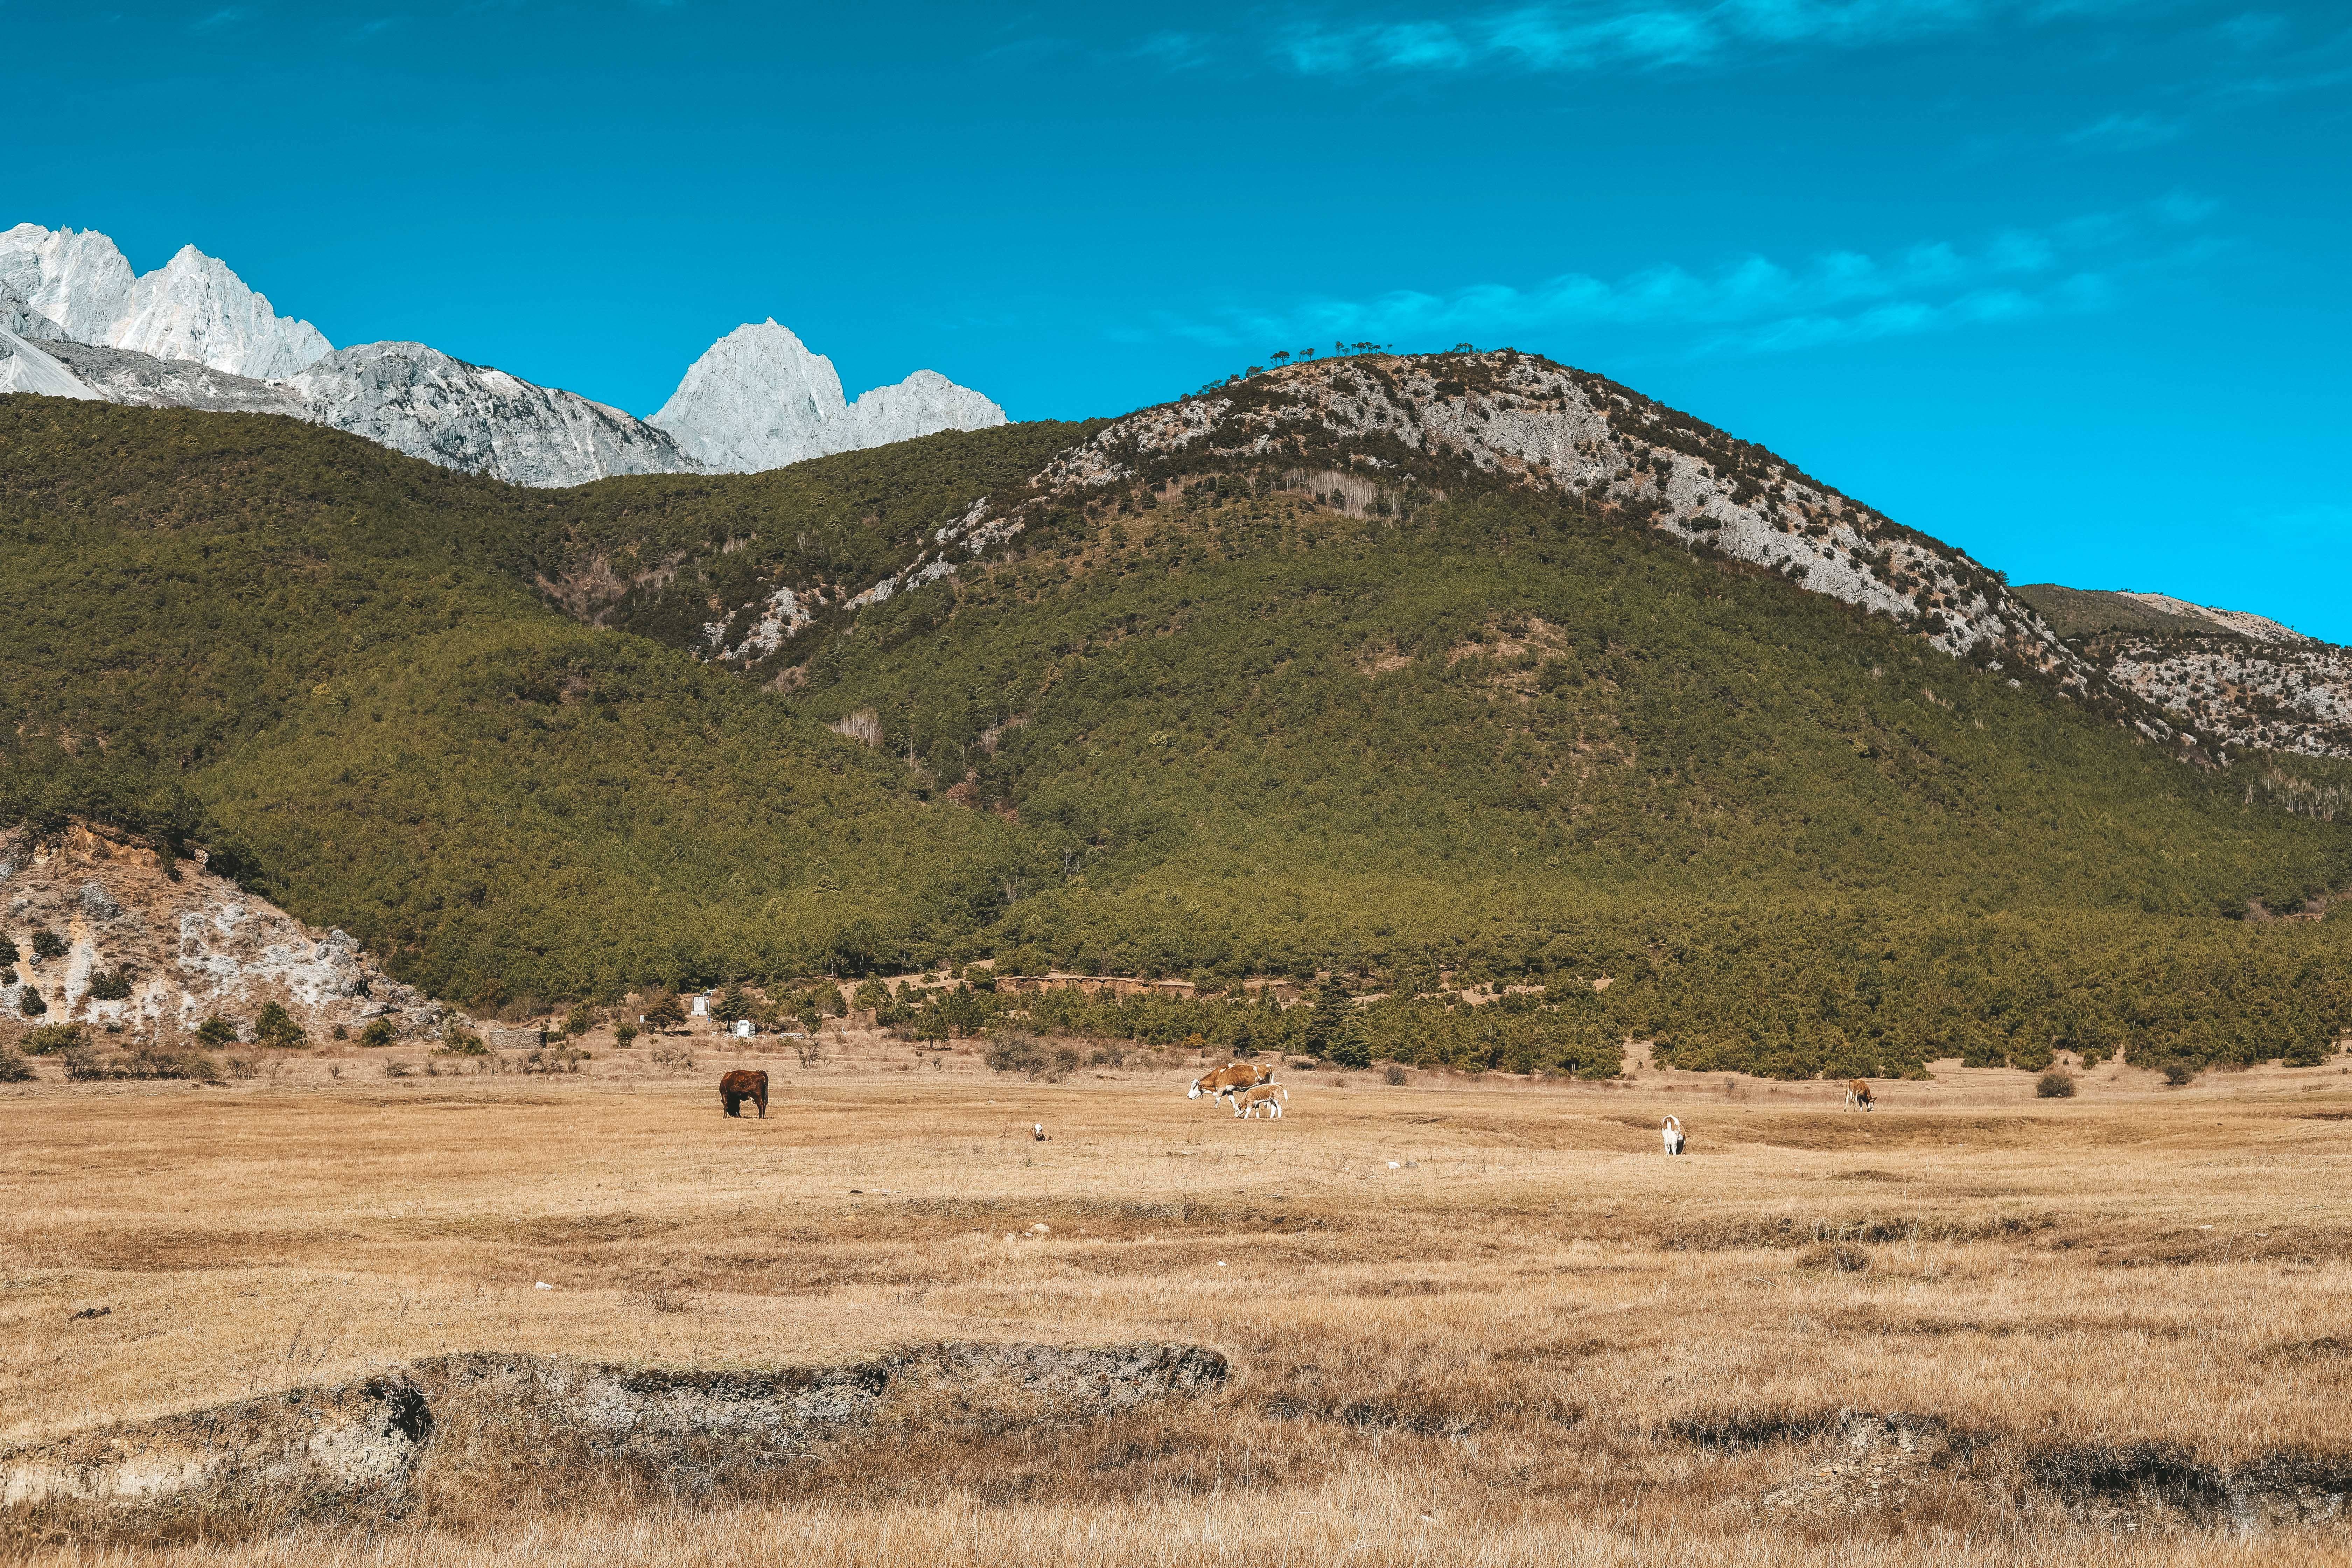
[720, 1069, 769, 1118]
[1843, 1079, 1875, 1112]
[1188, 1059, 1274, 1102]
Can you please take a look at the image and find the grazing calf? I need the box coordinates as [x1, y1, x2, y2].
[1661, 1114, 1686, 1156]
[1233, 1083, 1288, 1120]
[719, 1069, 769, 1119]
[1843, 1079, 1875, 1112]
[1190, 1059, 1274, 1102]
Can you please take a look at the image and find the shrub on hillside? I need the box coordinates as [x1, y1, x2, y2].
[86, 967, 133, 1001]
[253, 1002, 305, 1049]
[16, 987, 46, 1017]
[195, 1016, 239, 1048]
[359, 1017, 398, 1048]
[30, 930, 68, 962]
[2035, 1070, 2077, 1098]
[19, 1024, 85, 1056]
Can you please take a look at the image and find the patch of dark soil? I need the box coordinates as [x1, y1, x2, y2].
[1795, 1241, 1872, 1273]
[2027, 1442, 2352, 1533]
[2260, 1337, 2352, 1364]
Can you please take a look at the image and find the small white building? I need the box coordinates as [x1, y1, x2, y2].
[731, 1017, 754, 1038]
[690, 993, 710, 1017]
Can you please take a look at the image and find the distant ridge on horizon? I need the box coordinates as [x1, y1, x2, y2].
[0, 222, 1006, 487]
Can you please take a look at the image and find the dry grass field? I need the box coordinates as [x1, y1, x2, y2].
[6, 1028, 2352, 1565]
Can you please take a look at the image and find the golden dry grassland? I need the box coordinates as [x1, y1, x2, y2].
[6, 1028, 2352, 1564]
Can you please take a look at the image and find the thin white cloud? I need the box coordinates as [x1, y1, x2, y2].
[2065, 111, 2186, 149]
[1274, 0, 2140, 76]
[1127, 196, 2214, 359]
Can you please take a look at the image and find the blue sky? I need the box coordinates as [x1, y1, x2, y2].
[9, 1, 2351, 637]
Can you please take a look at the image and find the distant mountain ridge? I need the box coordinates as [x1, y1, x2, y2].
[0, 223, 1005, 486]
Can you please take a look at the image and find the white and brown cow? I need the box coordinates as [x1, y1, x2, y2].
[1661, 1114, 1685, 1155]
[1232, 1083, 1288, 1120]
[1843, 1079, 1875, 1112]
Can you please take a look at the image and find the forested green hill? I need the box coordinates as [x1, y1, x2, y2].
[3, 389, 2347, 1074]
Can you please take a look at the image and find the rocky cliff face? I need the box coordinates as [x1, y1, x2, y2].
[1, 824, 444, 1041]
[651, 318, 1007, 472]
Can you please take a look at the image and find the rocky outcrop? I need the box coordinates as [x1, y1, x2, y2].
[32, 335, 303, 415]
[0, 1344, 1227, 1540]
[287, 342, 700, 489]
[0, 823, 440, 1040]
[2011, 585, 2349, 759]
[651, 318, 1006, 472]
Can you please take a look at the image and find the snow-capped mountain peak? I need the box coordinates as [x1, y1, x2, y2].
[4, 222, 1010, 488]
[651, 317, 1007, 472]
[0, 224, 331, 379]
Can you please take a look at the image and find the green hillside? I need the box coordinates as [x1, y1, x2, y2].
[3, 392, 2347, 1073]
[0, 400, 1028, 1011]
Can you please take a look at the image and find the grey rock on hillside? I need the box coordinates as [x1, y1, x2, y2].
[287, 342, 701, 488]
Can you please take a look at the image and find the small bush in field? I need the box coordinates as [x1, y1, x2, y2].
[359, 1017, 398, 1048]
[124, 1043, 219, 1081]
[226, 1056, 259, 1079]
[985, 1031, 1048, 1077]
[436, 1031, 488, 1056]
[2036, 1070, 2077, 1098]
[614, 1023, 638, 1049]
[1385, 1064, 1409, 1085]
[2160, 1060, 2196, 1088]
[0, 1046, 33, 1082]
[382, 1058, 413, 1079]
[61, 1043, 107, 1081]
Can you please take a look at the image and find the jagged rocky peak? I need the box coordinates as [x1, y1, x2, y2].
[0, 224, 331, 379]
[0, 224, 133, 343]
[652, 317, 1007, 472]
